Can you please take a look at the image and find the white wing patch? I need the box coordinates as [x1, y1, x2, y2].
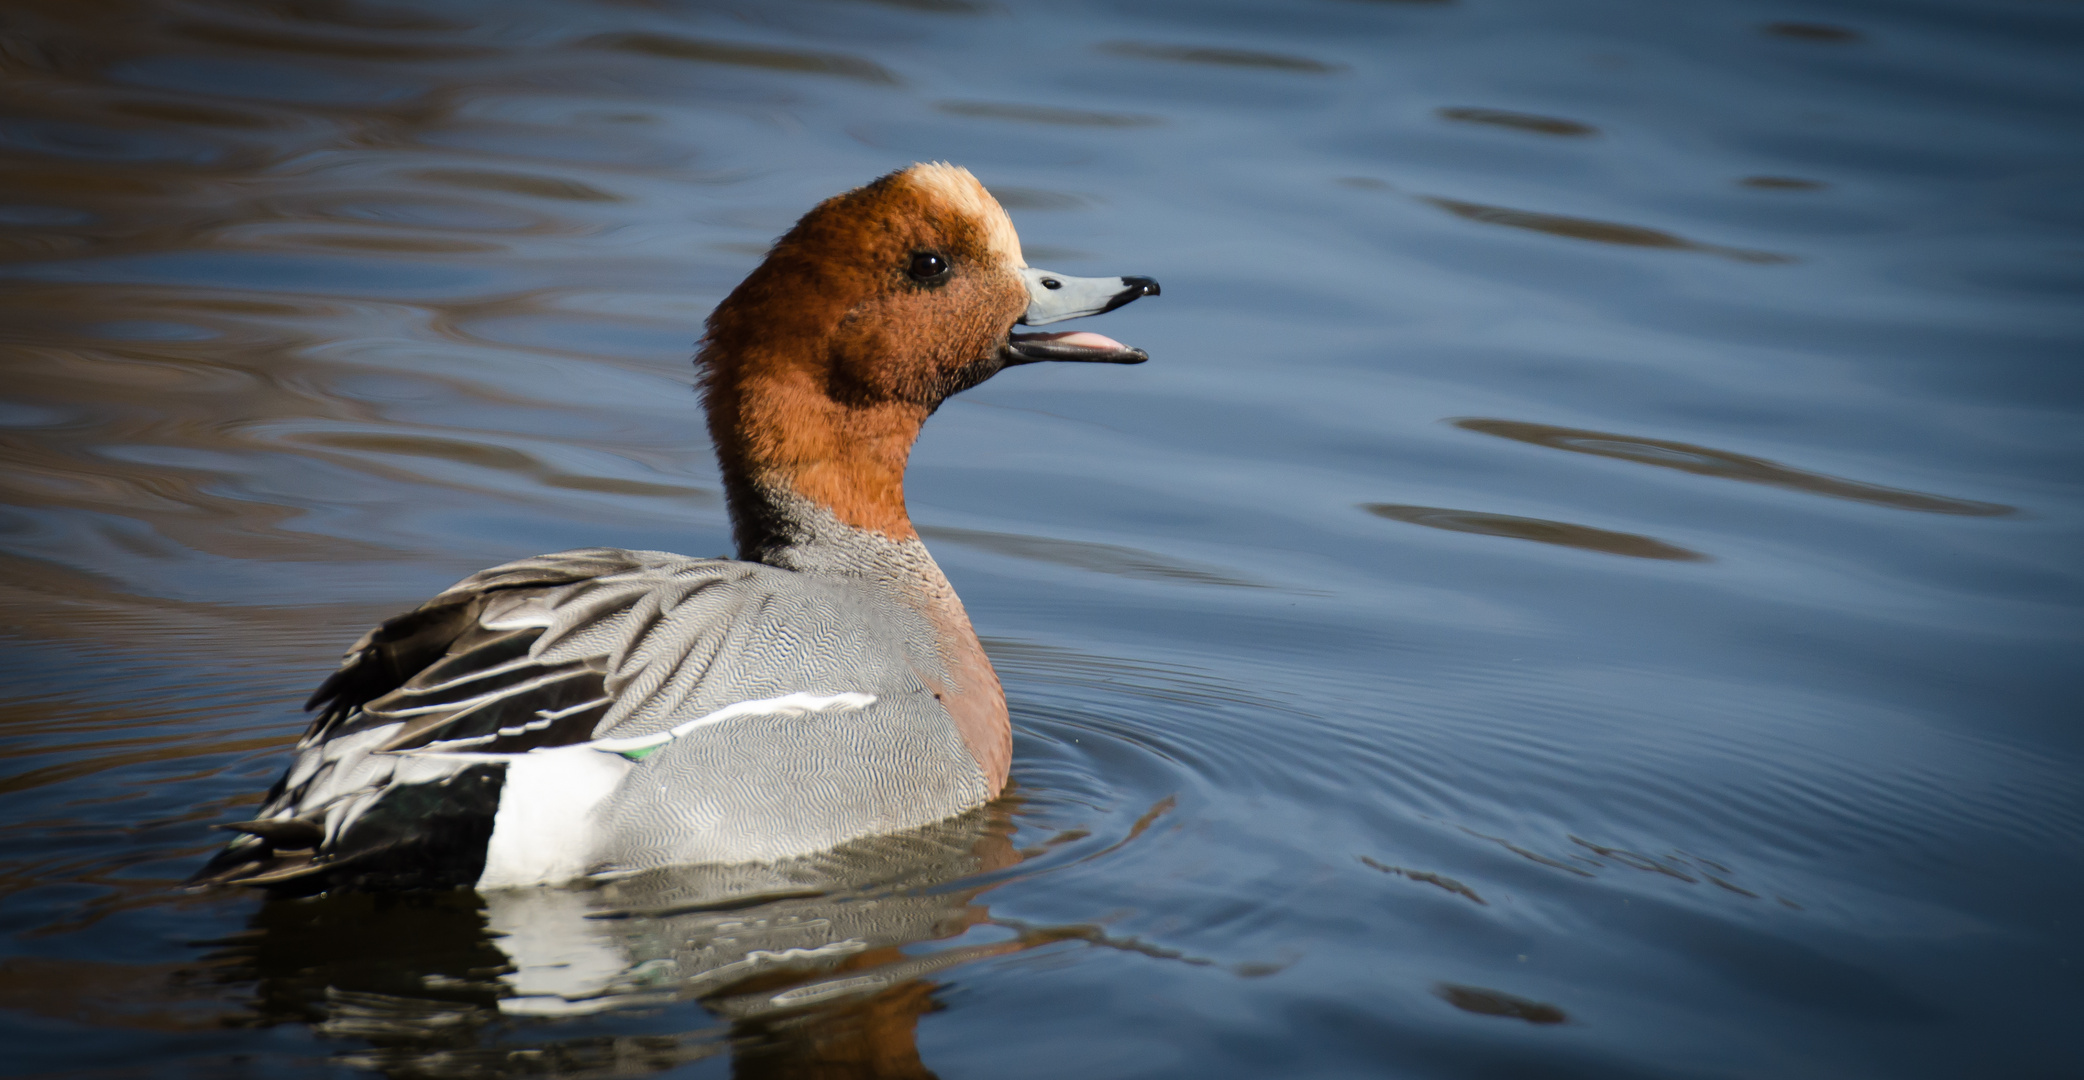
[591, 692, 877, 761]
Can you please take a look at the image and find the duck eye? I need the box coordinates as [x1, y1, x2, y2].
[907, 252, 949, 281]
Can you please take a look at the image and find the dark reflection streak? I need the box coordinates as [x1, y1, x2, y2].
[984, 915, 1217, 967]
[105, 100, 276, 129]
[259, 1, 468, 32]
[1568, 836, 1698, 882]
[583, 32, 901, 86]
[1097, 41, 1344, 73]
[1459, 826, 1596, 877]
[1421, 196, 1794, 264]
[266, 231, 500, 254]
[935, 101, 1161, 127]
[1701, 873, 1762, 899]
[944, 793, 1178, 900]
[1458, 825, 1776, 901]
[1740, 175, 1827, 190]
[1364, 503, 1707, 561]
[817, 0, 992, 12]
[0, 556, 399, 669]
[0, 733, 290, 798]
[1763, 22, 1862, 43]
[1453, 419, 2016, 516]
[0, 416, 408, 566]
[1433, 983, 1568, 1025]
[1016, 826, 1091, 859]
[411, 168, 620, 201]
[1437, 107, 1597, 137]
[286, 431, 712, 500]
[1359, 856, 1487, 905]
[169, 21, 497, 61]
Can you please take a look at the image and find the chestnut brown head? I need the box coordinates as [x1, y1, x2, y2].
[703, 163, 1031, 410]
[696, 163, 1157, 549]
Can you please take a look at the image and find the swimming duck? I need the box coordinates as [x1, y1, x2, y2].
[191, 163, 1157, 891]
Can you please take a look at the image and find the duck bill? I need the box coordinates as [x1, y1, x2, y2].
[1002, 268, 1159, 365]
[1018, 268, 1160, 325]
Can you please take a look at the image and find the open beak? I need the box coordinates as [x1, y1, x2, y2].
[1002, 269, 1159, 366]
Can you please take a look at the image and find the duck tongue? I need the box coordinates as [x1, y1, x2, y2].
[1001, 329, 1147, 366]
[1015, 330, 1126, 351]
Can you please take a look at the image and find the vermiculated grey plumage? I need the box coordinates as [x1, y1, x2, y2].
[191, 548, 988, 890]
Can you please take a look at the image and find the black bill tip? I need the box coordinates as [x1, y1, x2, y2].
[1098, 276, 1160, 316]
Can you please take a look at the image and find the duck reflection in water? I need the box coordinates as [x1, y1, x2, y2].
[215, 804, 1047, 1079]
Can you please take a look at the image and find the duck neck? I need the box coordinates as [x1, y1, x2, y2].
[709, 373, 925, 567]
[707, 378, 1011, 793]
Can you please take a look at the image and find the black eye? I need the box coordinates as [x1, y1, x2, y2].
[1040, 278, 1061, 290]
[907, 251, 949, 281]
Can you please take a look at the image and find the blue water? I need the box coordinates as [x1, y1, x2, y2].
[1, 0, 2080, 1076]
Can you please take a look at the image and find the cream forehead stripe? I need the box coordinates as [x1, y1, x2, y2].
[901, 162, 1024, 268]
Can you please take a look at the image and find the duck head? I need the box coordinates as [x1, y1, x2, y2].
[698, 162, 1157, 556]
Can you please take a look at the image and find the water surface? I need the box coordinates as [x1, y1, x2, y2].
[2, 0, 2081, 1076]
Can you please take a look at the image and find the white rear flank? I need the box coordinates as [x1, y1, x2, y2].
[474, 743, 632, 888]
[469, 691, 877, 888]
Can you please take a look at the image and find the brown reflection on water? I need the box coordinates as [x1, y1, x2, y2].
[1740, 175, 1828, 191]
[1455, 826, 1791, 906]
[1097, 41, 1346, 73]
[1362, 504, 1709, 561]
[1453, 419, 2016, 516]
[584, 32, 902, 85]
[1421, 196, 1794, 263]
[1437, 107, 1598, 137]
[1570, 836, 1761, 898]
[288, 431, 710, 499]
[1433, 983, 1568, 1025]
[731, 976, 940, 1080]
[0, 555, 390, 661]
[0, 956, 236, 1033]
[408, 167, 622, 202]
[1359, 856, 1488, 905]
[0, 280, 702, 569]
[1763, 22, 1863, 44]
[824, 0, 993, 13]
[936, 101, 1164, 127]
[0, 288, 393, 564]
[167, 20, 497, 61]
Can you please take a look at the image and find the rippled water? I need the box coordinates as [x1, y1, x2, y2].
[3, 0, 2081, 1076]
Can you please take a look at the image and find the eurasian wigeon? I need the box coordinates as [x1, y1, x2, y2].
[192, 163, 1159, 891]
